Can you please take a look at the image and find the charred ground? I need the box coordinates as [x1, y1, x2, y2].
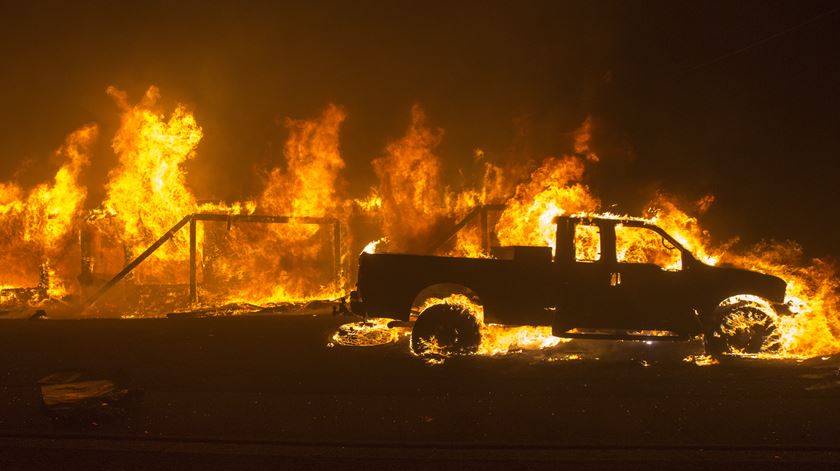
[2, 312, 840, 469]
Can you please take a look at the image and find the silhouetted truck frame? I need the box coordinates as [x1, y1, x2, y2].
[350, 215, 790, 355]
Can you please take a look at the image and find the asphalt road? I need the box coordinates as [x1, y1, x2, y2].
[1, 312, 839, 469]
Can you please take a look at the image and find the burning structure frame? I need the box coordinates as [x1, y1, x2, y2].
[83, 213, 342, 307]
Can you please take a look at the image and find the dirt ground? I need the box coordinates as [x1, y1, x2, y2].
[1, 312, 839, 469]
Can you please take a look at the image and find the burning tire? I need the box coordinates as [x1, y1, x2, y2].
[410, 303, 481, 356]
[705, 298, 782, 355]
[332, 318, 400, 347]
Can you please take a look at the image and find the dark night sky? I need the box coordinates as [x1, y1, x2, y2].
[0, 0, 838, 256]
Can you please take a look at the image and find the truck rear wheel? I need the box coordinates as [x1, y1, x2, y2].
[705, 301, 781, 355]
[411, 303, 481, 356]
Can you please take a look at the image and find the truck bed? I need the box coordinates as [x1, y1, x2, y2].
[357, 252, 555, 324]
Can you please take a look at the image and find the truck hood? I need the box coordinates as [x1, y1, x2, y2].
[698, 263, 788, 304]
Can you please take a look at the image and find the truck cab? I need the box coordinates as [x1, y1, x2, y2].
[550, 215, 700, 338]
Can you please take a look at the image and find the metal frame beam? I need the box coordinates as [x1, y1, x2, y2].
[426, 204, 505, 255]
[86, 213, 341, 307]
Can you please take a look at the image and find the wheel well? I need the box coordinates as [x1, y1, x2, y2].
[703, 293, 781, 337]
[411, 283, 483, 322]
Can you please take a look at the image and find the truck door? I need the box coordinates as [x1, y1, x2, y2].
[608, 223, 693, 331]
[553, 221, 615, 331]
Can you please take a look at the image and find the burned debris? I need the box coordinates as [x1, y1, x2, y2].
[38, 372, 142, 427]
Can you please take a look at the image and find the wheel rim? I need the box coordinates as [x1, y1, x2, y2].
[411, 304, 481, 356]
[716, 305, 781, 354]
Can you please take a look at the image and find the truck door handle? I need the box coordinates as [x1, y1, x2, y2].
[610, 272, 622, 287]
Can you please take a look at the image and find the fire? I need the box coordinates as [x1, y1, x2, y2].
[362, 238, 387, 255]
[439, 116, 839, 359]
[492, 116, 601, 254]
[331, 317, 405, 347]
[639, 196, 840, 357]
[366, 108, 512, 258]
[199, 103, 350, 305]
[355, 191, 383, 212]
[0, 124, 97, 300]
[0, 87, 349, 313]
[643, 194, 721, 266]
[371, 105, 447, 252]
[683, 354, 720, 366]
[87, 89, 349, 308]
[495, 162, 599, 252]
[0, 84, 837, 361]
[615, 223, 682, 270]
[721, 241, 840, 357]
[417, 294, 565, 356]
[260, 103, 346, 225]
[102, 86, 203, 270]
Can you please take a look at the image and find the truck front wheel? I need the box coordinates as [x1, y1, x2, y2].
[705, 299, 781, 355]
[411, 303, 481, 356]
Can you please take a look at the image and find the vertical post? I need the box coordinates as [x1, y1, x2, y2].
[38, 262, 49, 291]
[79, 222, 93, 287]
[189, 217, 197, 304]
[479, 206, 489, 253]
[555, 217, 575, 264]
[333, 220, 341, 292]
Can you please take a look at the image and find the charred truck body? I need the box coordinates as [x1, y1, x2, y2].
[350, 216, 791, 355]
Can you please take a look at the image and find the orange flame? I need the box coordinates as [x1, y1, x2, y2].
[0, 124, 97, 298]
[100, 85, 203, 283]
[721, 241, 839, 356]
[372, 105, 446, 252]
[417, 294, 565, 356]
[201, 104, 349, 305]
[640, 196, 840, 356]
[261, 103, 346, 220]
[496, 155, 599, 250]
[0, 87, 836, 360]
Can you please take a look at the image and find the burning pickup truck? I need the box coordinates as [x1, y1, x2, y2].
[349, 215, 792, 356]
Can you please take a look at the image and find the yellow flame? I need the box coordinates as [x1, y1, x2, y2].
[418, 294, 566, 355]
[362, 238, 388, 254]
[201, 103, 349, 305]
[371, 105, 446, 252]
[355, 191, 383, 212]
[101, 85, 202, 276]
[0, 124, 97, 297]
[496, 155, 599, 251]
[0, 92, 836, 361]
